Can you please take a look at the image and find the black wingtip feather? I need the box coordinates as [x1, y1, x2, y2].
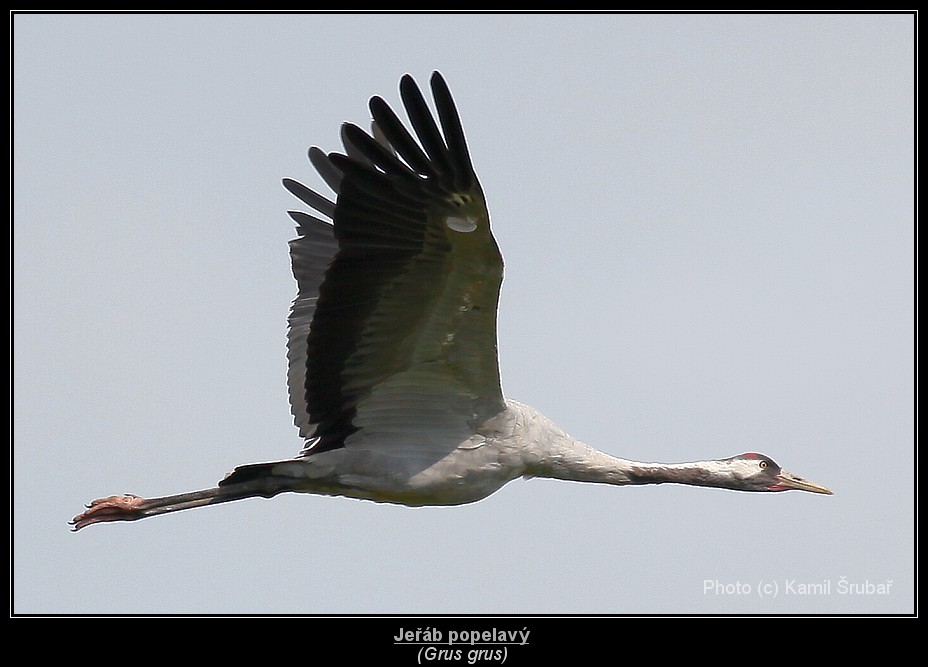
[308, 146, 343, 194]
[369, 95, 437, 179]
[399, 74, 455, 178]
[282, 178, 336, 218]
[341, 122, 414, 179]
[430, 73, 475, 191]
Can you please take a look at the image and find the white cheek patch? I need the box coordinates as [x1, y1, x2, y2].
[445, 215, 478, 233]
[729, 459, 763, 482]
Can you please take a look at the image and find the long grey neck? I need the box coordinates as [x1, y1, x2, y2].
[512, 403, 730, 490]
[530, 440, 727, 489]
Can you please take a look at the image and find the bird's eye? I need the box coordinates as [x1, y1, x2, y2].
[758, 460, 768, 469]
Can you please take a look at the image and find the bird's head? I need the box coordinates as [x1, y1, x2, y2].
[725, 453, 833, 494]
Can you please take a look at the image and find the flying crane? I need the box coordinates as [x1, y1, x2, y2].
[71, 72, 831, 530]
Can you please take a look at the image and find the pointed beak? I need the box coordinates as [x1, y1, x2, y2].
[769, 469, 833, 495]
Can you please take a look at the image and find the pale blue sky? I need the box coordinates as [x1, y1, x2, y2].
[13, 12, 914, 614]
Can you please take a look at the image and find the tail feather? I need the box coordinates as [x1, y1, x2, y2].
[220, 460, 293, 487]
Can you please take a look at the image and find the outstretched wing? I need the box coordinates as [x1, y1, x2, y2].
[283, 72, 505, 455]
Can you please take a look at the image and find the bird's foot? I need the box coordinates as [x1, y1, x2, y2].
[70, 494, 148, 531]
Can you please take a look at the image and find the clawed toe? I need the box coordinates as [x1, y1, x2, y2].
[70, 495, 148, 531]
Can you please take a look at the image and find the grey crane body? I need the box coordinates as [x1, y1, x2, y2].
[71, 72, 830, 531]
